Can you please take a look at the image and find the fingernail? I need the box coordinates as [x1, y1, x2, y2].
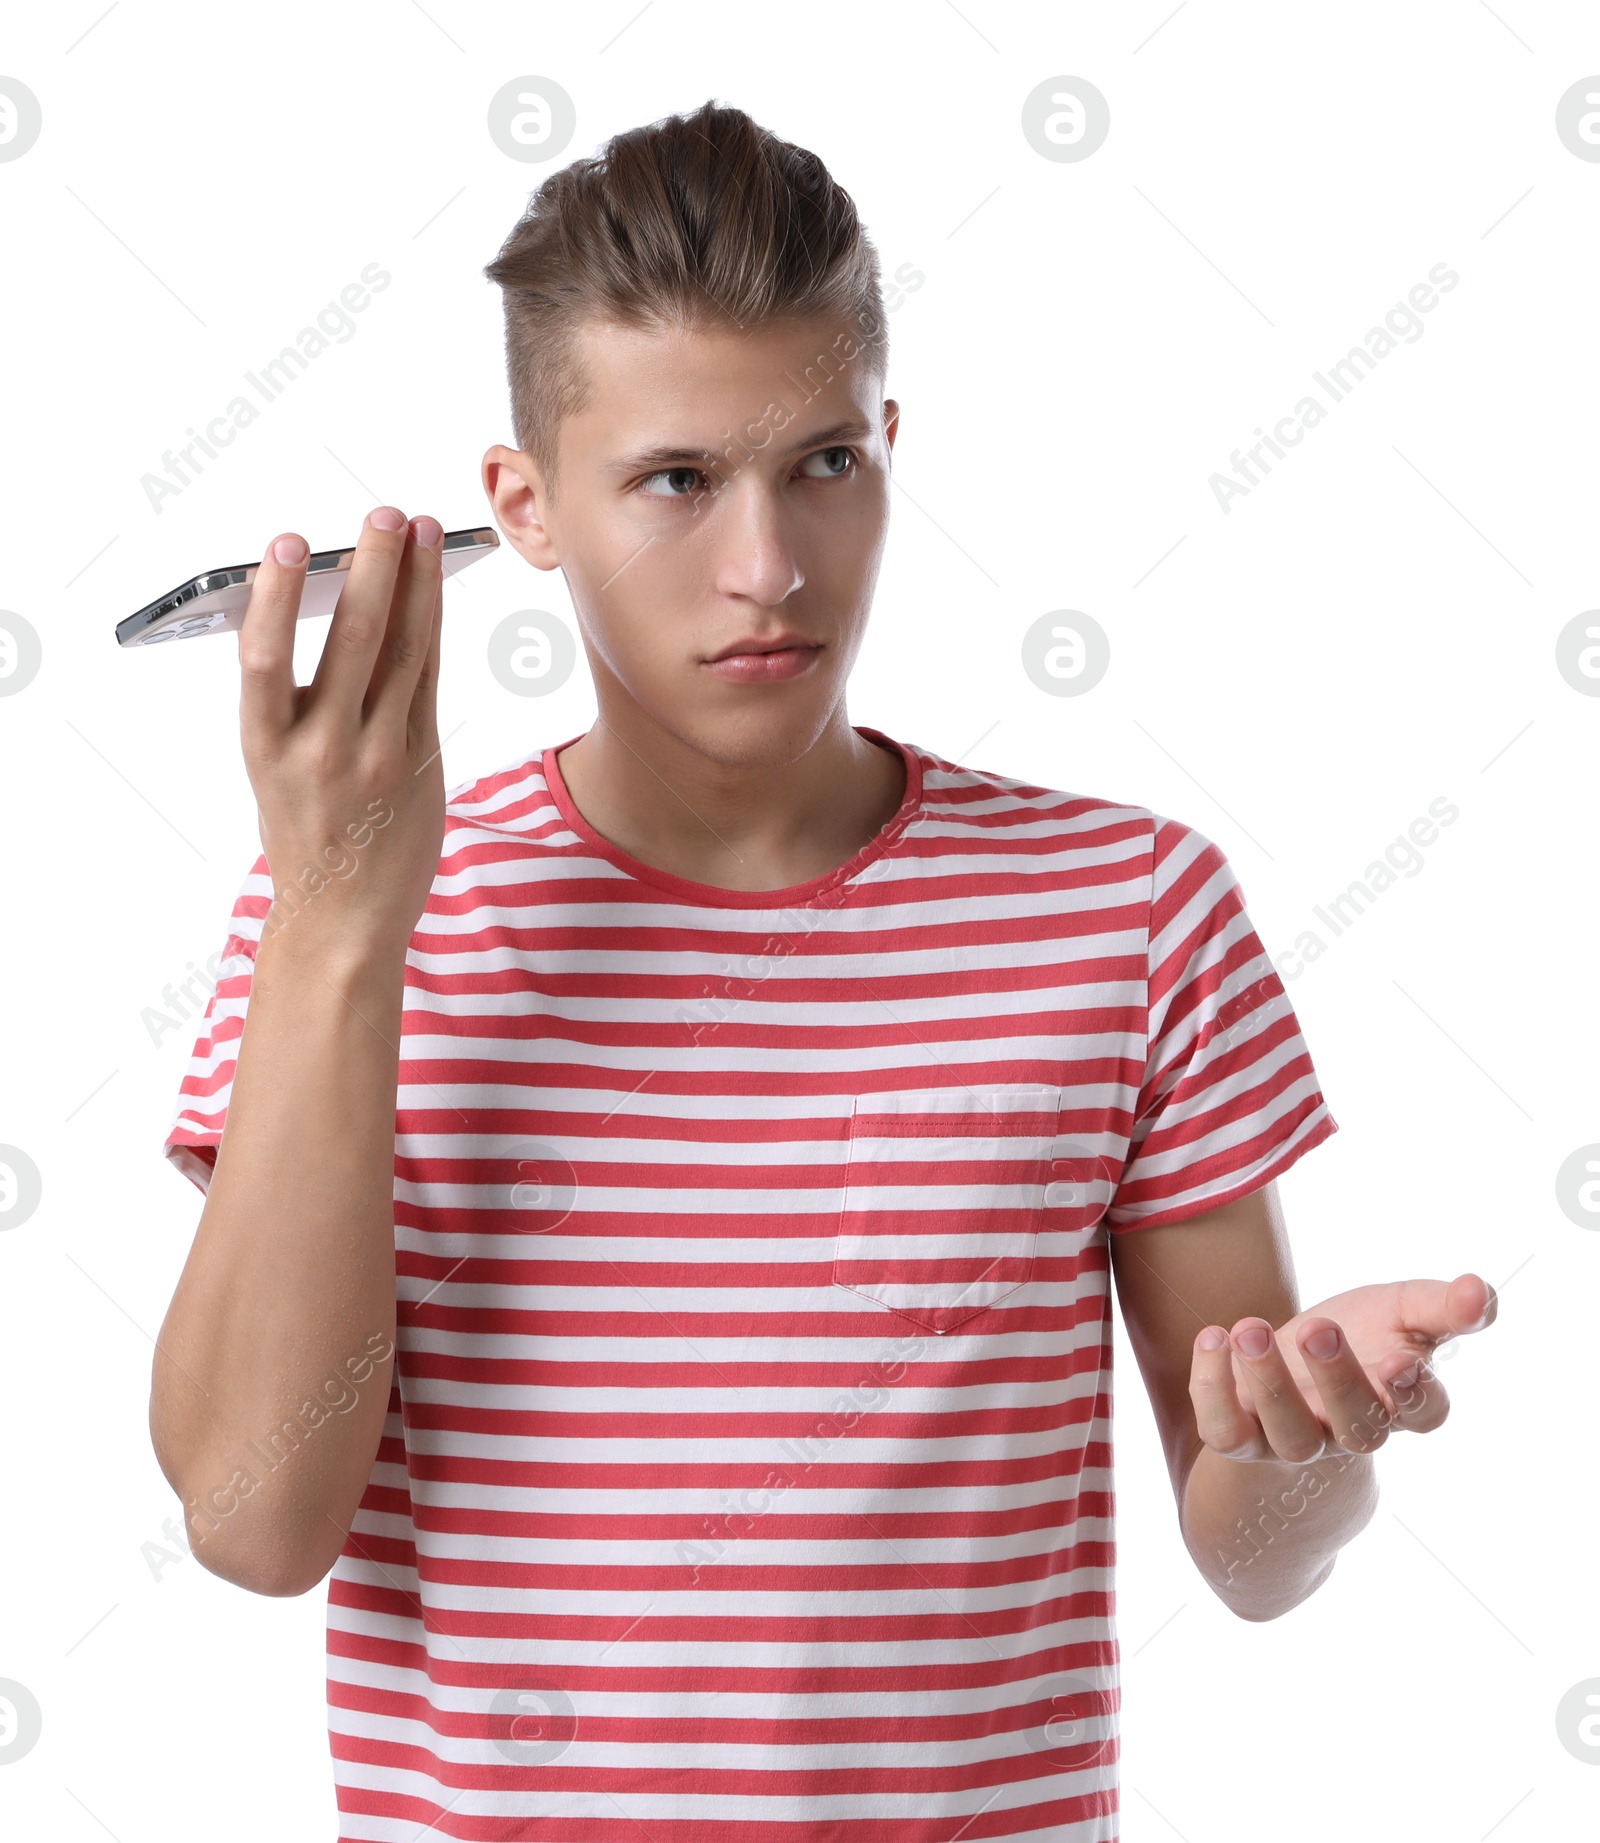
[1393, 1362, 1420, 1390]
[369, 507, 406, 531]
[273, 535, 308, 566]
[1197, 1327, 1226, 1352]
[1236, 1325, 1271, 1359]
[411, 515, 442, 548]
[1304, 1326, 1340, 1361]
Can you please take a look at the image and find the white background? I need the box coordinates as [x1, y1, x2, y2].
[1, 2, 1594, 1837]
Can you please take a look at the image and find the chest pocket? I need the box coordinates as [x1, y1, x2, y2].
[832, 1084, 1064, 1335]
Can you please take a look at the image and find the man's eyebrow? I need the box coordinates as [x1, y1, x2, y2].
[603, 417, 878, 479]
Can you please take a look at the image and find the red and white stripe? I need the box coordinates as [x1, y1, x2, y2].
[165, 725, 1337, 1841]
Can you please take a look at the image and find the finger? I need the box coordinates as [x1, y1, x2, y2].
[1230, 1318, 1330, 1463]
[1458, 1271, 1499, 1330]
[416, 556, 444, 722]
[1389, 1273, 1495, 1416]
[1396, 1273, 1498, 1346]
[1189, 1326, 1270, 1460]
[308, 506, 410, 716]
[365, 515, 444, 727]
[1295, 1319, 1394, 1454]
[238, 532, 310, 751]
[1381, 1349, 1452, 1435]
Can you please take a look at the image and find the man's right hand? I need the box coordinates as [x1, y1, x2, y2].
[237, 506, 448, 965]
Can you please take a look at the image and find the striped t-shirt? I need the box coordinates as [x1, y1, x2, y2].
[164, 723, 1338, 1842]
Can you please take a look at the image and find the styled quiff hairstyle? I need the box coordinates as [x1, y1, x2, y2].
[482, 99, 889, 506]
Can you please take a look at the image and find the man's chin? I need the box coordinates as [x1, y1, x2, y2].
[670, 696, 846, 771]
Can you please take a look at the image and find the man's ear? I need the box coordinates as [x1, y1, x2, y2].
[882, 398, 900, 455]
[482, 445, 561, 571]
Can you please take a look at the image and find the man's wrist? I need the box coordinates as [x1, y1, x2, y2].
[254, 918, 412, 999]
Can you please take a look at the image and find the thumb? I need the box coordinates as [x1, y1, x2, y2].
[1400, 1272, 1497, 1346]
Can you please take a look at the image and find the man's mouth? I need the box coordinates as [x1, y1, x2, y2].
[704, 632, 821, 662]
[701, 639, 825, 683]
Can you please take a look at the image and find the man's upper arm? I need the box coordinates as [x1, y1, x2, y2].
[1099, 814, 1341, 1506]
[1107, 1178, 1302, 1504]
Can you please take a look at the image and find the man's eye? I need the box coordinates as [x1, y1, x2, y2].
[638, 447, 856, 500]
[640, 466, 711, 499]
[799, 446, 856, 479]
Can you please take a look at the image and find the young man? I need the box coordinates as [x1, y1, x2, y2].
[151, 100, 1497, 1842]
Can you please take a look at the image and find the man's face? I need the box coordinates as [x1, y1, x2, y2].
[484, 314, 899, 766]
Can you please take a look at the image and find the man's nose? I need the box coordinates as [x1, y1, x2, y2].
[708, 488, 805, 604]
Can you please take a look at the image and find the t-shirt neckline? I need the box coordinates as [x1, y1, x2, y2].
[540, 724, 926, 909]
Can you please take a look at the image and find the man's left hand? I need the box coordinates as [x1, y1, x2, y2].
[1188, 1271, 1498, 1462]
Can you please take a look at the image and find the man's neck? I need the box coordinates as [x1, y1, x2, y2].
[554, 712, 906, 892]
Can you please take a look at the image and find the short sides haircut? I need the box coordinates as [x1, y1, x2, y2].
[482, 99, 890, 505]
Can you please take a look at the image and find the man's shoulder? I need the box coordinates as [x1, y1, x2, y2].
[910, 738, 1189, 848]
[441, 742, 557, 840]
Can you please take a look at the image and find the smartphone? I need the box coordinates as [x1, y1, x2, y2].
[114, 525, 500, 648]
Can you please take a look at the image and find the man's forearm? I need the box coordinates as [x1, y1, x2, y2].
[1178, 1436, 1380, 1620]
[149, 928, 406, 1596]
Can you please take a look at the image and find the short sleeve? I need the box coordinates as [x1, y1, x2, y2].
[1105, 814, 1339, 1231]
[162, 853, 272, 1197]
